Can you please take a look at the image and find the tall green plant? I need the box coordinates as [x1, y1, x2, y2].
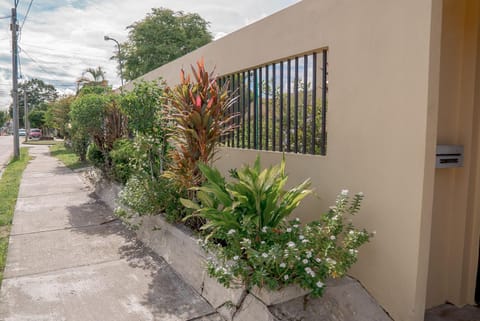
[181, 156, 312, 240]
[165, 59, 237, 189]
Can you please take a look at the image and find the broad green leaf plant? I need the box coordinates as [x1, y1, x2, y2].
[182, 156, 372, 297]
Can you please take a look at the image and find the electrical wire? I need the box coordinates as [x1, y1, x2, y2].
[20, 0, 33, 31]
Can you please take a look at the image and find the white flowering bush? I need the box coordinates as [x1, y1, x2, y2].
[182, 157, 372, 297]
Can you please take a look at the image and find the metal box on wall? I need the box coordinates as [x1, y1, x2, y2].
[436, 145, 464, 168]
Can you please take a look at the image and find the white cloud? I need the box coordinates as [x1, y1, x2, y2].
[0, 0, 300, 110]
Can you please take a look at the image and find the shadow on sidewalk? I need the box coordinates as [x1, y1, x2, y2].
[65, 196, 214, 319]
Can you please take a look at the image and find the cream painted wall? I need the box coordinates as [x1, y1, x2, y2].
[426, 0, 480, 308]
[129, 1, 439, 320]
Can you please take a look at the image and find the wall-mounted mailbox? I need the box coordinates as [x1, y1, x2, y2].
[436, 145, 464, 168]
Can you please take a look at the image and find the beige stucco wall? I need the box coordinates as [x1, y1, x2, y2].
[426, 0, 480, 308]
[129, 1, 441, 320]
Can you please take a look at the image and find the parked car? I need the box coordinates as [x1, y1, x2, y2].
[18, 128, 26, 136]
[29, 128, 42, 140]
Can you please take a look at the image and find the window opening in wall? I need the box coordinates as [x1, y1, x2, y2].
[219, 49, 328, 155]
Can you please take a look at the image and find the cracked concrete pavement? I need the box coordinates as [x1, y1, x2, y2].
[0, 145, 222, 321]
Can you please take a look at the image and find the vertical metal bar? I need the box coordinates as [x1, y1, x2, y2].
[265, 65, 269, 150]
[242, 71, 246, 149]
[294, 56, 299, 153]
[321, 50, 328, 155]
[253, 69, 258, 149]
[235, 74, 240, 148]
[247, 71, 251, 149]
[286, 59, 291, 152]
[228, 74, 237, 147]
[311, 53, 317, 155]
[272, 63, 276, 152]
[279, 62, 284, 152]
[303, 55, 308, 154]
[258, 67, 262, 150]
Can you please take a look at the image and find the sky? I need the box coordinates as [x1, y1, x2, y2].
[0, 0, 299, 110]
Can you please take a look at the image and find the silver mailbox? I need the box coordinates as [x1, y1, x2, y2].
[436, 145, 464, 168]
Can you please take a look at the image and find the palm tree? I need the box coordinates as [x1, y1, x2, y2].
[76, 67, 107, 91]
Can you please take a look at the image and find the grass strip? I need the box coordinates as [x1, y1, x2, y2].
[0, 147, 30, 285]
[22, 140, 59, 146]
[50, 142, 89, 170]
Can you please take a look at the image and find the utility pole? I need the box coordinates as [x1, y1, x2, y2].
[24, 91, 28, 142]
[11, 4, 19, 158]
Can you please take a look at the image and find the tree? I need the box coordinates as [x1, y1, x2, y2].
[0, 110, 8, 127]
[76, 67, 108, 92]
[120, 8, 213, 81]
[9, 78, 58, 128]
[28, 109, 46, 129]
[45, 95, 75, 138]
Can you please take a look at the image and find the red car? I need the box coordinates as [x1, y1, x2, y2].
[29, 128, 42, 140]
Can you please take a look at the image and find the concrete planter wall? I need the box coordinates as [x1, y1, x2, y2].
[86, 169, 392, 321]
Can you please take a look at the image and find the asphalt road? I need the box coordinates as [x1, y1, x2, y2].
[0, 135, 13, 169]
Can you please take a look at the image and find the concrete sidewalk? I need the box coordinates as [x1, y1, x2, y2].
[0, 145, 221, 321]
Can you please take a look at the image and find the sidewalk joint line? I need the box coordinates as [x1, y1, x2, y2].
[3, 258, 125, 281]
[10, 220, 120, 237]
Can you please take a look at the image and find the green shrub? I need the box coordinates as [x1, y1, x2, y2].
[182, 157, 372, 297]
[71, 132, 89, 161]
[86, 143, 104, 168]
[109, 139, 135, 184]
[116, 175, 187, 222]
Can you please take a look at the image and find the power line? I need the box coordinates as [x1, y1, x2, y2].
[20, 0, 33, 30]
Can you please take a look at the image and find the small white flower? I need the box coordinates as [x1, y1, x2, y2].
[261, 241, 266, 245]
[316, 281, 324, 288]
[233, 255, 239, 261]
[287, 241, 296, 248]
[305, 267, 312, 274]
[284, 275, 289, 280]
[306, 251, 312, 258]
[349, 230, 355, 235]
[302, 259, 308, 264]
[341, 189, 349, 196]
[301, 239, 309, 243]
[349, 249, 355, 255]
[330, 235, 336, 241]
[262, 253, 268, 258]
[286, 228, 292, 233]
[293, 224, 299, 228]
[295, 217, 300, 222]
[315, 258, 322, 263]
[227, 229, 236, 235]
[279, 262, 286, 268]
[261, 226, 268, 233]
[299, 235, 305, 240]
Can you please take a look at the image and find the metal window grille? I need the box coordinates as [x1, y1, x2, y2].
[220, 49, 328, 155]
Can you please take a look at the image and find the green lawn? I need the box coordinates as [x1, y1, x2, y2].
[0, 148, 30, 285]
[22, 140, 60, 146]
[49, 142, 89, 170]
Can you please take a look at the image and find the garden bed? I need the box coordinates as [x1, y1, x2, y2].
[86, 169, 392, 321]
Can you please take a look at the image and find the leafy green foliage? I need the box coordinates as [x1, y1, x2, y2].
[28, 109, 46, 129]
[121, 8, 212, 80]
[86, 143, 105, 168]
[164, 60, 238, 190]
[9, 79, 58, 128]
[116, 175, 187, 223]
[0, 110, 8, 127]
[182, 156, 311, 239]
[45, 96, 74, 138]
[109, 139, 135, 184]
[69, 91, 127, 163]
[184, 158, 371, 296]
